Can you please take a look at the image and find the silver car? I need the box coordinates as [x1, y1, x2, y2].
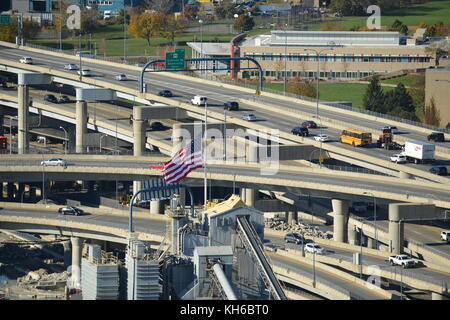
[115, 73, 128, 81]
[40, 158, 67, 167]
[305, 243, 325, 254]
[242, 114, 257, 121]
[64, 63, 79, 70]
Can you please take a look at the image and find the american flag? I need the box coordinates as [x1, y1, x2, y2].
[162, 135, 203, 184]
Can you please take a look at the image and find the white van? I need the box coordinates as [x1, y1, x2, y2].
[191, 95, 207, 106]
[441, 230, 450, 242]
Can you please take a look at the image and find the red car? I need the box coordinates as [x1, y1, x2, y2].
[301, 121, 317, 128]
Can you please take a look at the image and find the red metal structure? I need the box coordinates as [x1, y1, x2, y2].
[0, 136, 7, 150]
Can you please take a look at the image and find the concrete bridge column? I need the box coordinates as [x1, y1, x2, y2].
[348, 226, 358, 246]
[150, 200, 163, 214]
[133, 106, 147, 157]
[285, 211, 298, 225]
[76, 101, 88, 153]
[178, 188, 186, 208]
[0, 182, 3, 201]
[367, 237, 374, 249]
[70, 237, 83, 271]
[388, 204, 404, 254]
[62, 240, 71, 268]
[241, 188, 258, 207]
[332, 199, 349, 243]
[7, 182, 14, 200]
[17, 84, 29, 154]
[399, 172, 413, 179]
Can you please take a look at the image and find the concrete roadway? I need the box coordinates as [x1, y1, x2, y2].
[0, 207, 386, 299]
[1, 47, 449, 179]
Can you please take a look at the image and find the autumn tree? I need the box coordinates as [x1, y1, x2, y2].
[424, 97, 441, 127]
[183, 5, 198, 21]
[287, 78, 317, 99]
[128, 12, 165, 46]
[233, 15, 255, 33]
[162, 15, 186, 47]
[147, 0, 174, 14]
[0, 21, 18, 43]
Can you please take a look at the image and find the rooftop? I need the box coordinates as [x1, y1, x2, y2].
[187, 42, 231, 56]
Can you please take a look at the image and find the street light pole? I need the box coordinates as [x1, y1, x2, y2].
[59, 126, 68, 154]
[199, 20, 203, 74]
[99, 134, 107, 153]
[363, 191, 378, 249]
[78, 33, 83, 82]
[9, 117, 12, 154]
[284, 27, 288, 95]
[223, 109, 227, 161]
[59, 0, 62, 52]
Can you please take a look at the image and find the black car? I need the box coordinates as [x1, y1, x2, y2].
[429, 166, 448, 176]
[284, 233, 305, 244]
[291, 126, 309, 137]
[58, 206, 84, 216]
[149, 121, 165, 131]
[224, 101, 239, 111]
[44, 94, 58, 103]
[301, 120, 318, 128]
[427, 132, 445, 143]
[158, 90, 173, 97]
[58, 95, 70, 103]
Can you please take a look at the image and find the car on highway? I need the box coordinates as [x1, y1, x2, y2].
[284, 233, 305, 244]
[77, 69, 92, 77]
[427, 132, 445, 142]
[389, 254, 415, 268]
[158, 90, 173, 97]
[149, 121, 165, 131]
[115, 73, 128, 81]
[441, 230, 450, 242]
[58, 95, 71, 103]
[429, 166, 447, 176]
[44, 94, 58, 104]
[291, 126, 309, 137]
[191, 95, 207, 106]
[301, 120, 318, 128]
[305, 243, 325, 254]
[64, 63, 79, 70]
[382, 125, 399, 134]
[390, 154, 407, 164]
[40, 158, 67, 167]
[58, 206, 84, 216]
[224, 101, 239, 111]
[351, 201, 367, 213]
[242, 114, 257, 121]
[19, 57, 33, 64]
[314, 134, 330, 142]
[263, 243, 279, 252]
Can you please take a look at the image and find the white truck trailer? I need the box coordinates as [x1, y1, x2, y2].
[402, 140, 435, 164]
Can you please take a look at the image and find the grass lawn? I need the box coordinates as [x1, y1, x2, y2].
[380, 74, 424, 86]
[263, 81, 395, 108]
[315, 0, 450, 31]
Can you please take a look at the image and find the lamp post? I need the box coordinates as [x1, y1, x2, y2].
[283, 25, 288, 95]
[99, 134, 107, 153]
[59, 0, 62, 52]
[199, 19, 204, 73]
[78, 33, 83, 82]
[41, 163, 45, 204]
[9, 117, 12, 154]
[59, 126, 68, 154]
[223, 109, 227, 161]
[363, 191, 378, 249]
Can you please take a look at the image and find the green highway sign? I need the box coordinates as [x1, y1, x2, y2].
[165, 49, 185, 70]
[0, 15, 10, 24]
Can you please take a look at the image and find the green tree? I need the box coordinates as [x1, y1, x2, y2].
[0, 21, 18, 43]
[363, 76, 384, 112]
[215, 0, 237, 19]
[233, 15, 255, 33]
[424, 97, 441, 127]
[287, 78, 317, 99]
[330, 0, 370, 16]
[162, 14, 186, 47]
[383, 83, 415, 118]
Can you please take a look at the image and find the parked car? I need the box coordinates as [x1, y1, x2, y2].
[58, 206, 84, 216]
[224, 101, 239, 111]
[149, 121, 165, 131]
[389, 254, 415, 268]
[115, 73, 128, 81]
[291, 126, 309, 137]
[77, 69, 92, 76]
[441, 230, 450, 242]
[351, 201, 368, 213]
[314, 134, 330, 142]
[58, 95, 70, 103]
[19, 57, 33, 64]
[158, 90, 173, 97]
[302, 120, 318, 128]
[191, 95, 207, 106]
[44, 94, 58, 104]
[382, 125, 399, 134]
[284, 233, 305, 245]
[390, 154, 407, 164]
[305, 243, 325, 254]
[40, 158, 67, 167]
[427, 132, 445, 142]
[429, 166, 447, 176]
[242, 114, 257, 121]
[64, 63, 79, 70]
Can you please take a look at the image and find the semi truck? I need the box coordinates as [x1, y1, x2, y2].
[377, 128, 403, 150]
[401, 140, 435, 164]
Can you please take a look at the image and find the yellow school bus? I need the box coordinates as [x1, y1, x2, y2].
[339, 129, 372, 146]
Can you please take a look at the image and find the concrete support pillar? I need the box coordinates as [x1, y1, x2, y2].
[150, 200, 163, 214]
[178, 188, 186, 207]
[62, 240, 71, 268]
[241, 188, 258, 207]
[76, 101, 88, 153]
[367, 237, 374, 249]
[348, 226, 358, 246]
[0, 182, 3, 201]
[388, 204, 404, 254]
[286, 211, 298, 225]
[7, 182, 14, 200]
[399, 171, 413, 179]
[17, 84, 29, 154]
[360, 234, 367, 247]
[133, 106, 146, 157]
[332, 199, 349, 243]
[18, 183, 25, 202]
[133, 181, 143, 200]
[70, 237, 83, 270]
[248, 145, 258, 163]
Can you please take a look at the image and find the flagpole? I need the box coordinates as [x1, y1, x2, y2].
[204, 101, 208, 207]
